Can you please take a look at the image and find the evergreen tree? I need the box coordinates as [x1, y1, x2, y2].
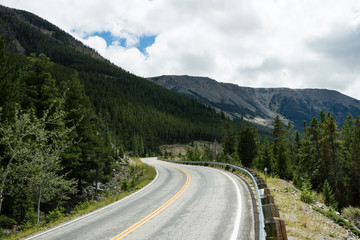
[339, 114, 354, 205]
[222, 123, 236, 156]
[348, 116, 360, 206]
[341, 114, 354, 164]
[274, 136, 290, 179]
[0, 37, 20, 122]
[322, 180, 338, 210]
[238, 122, 257, 167]
[255, 139, 276, 174]
[272, 116, 289, 178]
[21, 53, 58, 117]
[318, 113, 342, 202]
[272, 115, 285, 140]
[298, 117, 321, 187]
[60, 73, 100, 193]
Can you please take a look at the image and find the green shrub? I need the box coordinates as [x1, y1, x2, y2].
[121, 179, 128, 191]
[322, 180, 338, 210]
[342, 206, 360, 224]
[314, 207, 360, 237]
[0, 215, 17, 228]
[20, 208, 37, 230]
[72, 199, 90, 214]
[300, 178, 315, 204]
[46, 207, 65, 223]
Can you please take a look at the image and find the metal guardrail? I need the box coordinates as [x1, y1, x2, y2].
[159, 159, 266, 240]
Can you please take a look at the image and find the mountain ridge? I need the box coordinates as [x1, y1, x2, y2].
[148, 75, 360, 129]
[0, 5, 230, 153]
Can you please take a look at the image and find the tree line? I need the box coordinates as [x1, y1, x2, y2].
[185, 113, 360, 210]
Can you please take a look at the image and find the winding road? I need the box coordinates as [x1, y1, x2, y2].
[27, 158, 258, 240]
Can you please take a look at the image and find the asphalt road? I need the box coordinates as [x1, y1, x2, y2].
[27, 158, 257, 240]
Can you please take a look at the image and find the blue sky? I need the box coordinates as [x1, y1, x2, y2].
[94, 32, 156, 55]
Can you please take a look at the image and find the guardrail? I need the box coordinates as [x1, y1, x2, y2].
[159, 159, 266, 240]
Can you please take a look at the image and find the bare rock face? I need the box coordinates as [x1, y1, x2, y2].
[148, 75, 360, 130]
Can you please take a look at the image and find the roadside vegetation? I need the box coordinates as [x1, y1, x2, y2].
[0, 158, 156, 240]
[264, 174, 360, 239]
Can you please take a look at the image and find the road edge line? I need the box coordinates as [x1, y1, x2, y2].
[26, 158, 159, 240]
[212, 168, 242, 240]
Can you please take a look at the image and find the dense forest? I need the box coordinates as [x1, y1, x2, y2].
[0, 5, 229, 156]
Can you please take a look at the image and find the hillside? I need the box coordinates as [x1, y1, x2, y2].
[148, 75, 360, 130]
[266, 176, 359, 239]
[0, 5, 230, 154]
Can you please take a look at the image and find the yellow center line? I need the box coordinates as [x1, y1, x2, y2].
[109, 165, 191, 240]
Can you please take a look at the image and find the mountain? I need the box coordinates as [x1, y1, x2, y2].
[0, 5, 229, 153]
[148, 75, 360, 130]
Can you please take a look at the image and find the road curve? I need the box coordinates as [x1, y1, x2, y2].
[27, 158, 257, 240]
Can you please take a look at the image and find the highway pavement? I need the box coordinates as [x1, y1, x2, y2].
[27, 158, 257, 240]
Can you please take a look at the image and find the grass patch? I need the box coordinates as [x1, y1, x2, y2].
[313, 207, 360, 237]
[342, 206, 360, 225]
[3, 158, 156, 240]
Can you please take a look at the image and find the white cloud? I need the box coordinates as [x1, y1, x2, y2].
[1, 0, 360, 99]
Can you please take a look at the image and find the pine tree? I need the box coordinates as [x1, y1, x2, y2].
[255, 139, 276, 174]
[21, 53, 58, 117]
[318, 113, 343, 204]
[0, 37, 20, 122]
[339, 114, 354, 205]
[275, 136, 289, 179]
[322, 180, 338, 210]
[348, 116, 360, 206]
[300, 177, 315, 204]
[341, 114, 354, 164]
[272, 115, 285, 140]
[60, 73, 100, 193]
[298, 117, 321, 187]
[238, 122, 257, 167]
[319, 113, 341, 186]
[222, 123, 236, 155]
[272, 116, 289, 178]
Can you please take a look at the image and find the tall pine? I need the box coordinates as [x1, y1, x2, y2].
[272, 116, 289, 179]
[238, 122, 257, 167]
[21, 53, 58, 117]
[318, 113, 342, 203]
[0, 37, 20, 122]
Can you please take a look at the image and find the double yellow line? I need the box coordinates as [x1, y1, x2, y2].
[110, 166, 191, 240]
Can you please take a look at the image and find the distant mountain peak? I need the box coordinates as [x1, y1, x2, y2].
[148, 75, 360, 129]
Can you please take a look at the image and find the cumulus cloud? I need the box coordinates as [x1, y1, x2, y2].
[1, 0, 360, 99]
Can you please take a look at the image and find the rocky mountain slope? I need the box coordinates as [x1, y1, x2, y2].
[148, 75, 360, 129]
